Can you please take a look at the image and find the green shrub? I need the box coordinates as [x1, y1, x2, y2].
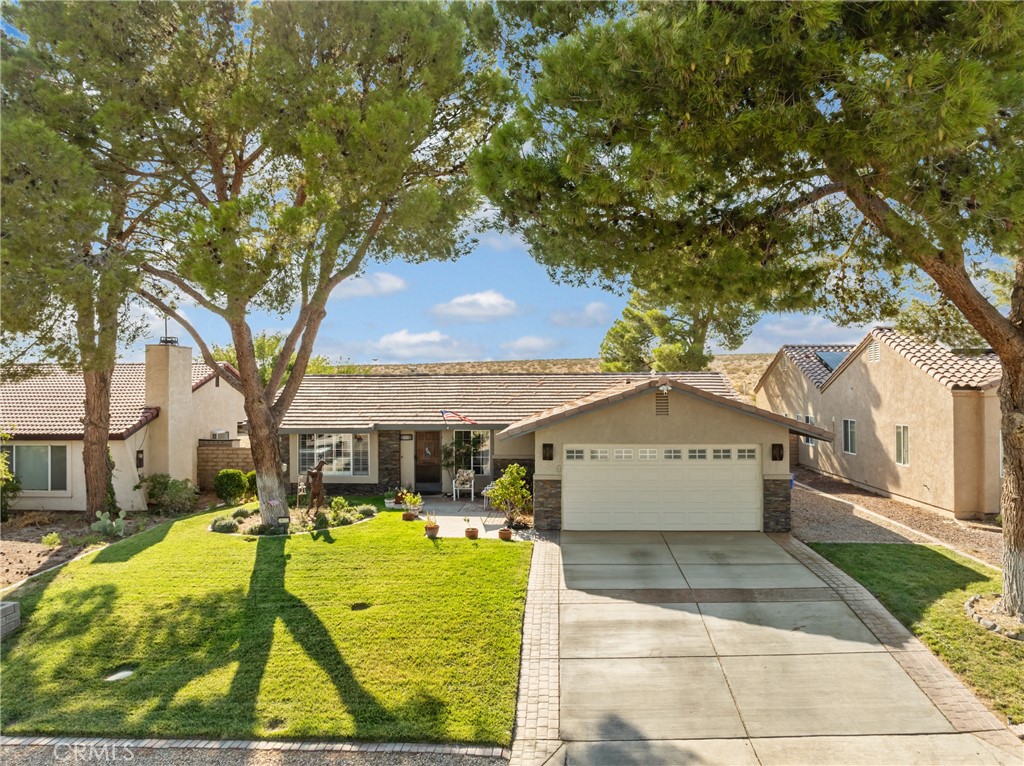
[249, 522, 284, 536]
[231, 506, 255, 520]
[210, 516, 239, 534]
[312, 511, 330, 530]
[333, 512, 356, 526]
[214, 469, 248, 505]
[41, 531, 61, 548]
[488, 463, 532, 527]
[91, 509, 127, 537]
[353, 503, 376, 518]
[138, 474, 199, 515]
[330, 496, 350, 512]
[245, 470, 258, 497]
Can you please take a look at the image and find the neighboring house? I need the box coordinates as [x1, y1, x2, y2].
[755, 327, 1003, 519]
[281, 372, 829, 532]
[0, 343, 246, 512]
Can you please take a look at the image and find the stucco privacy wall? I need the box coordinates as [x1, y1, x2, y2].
[527, 388, 793, 529]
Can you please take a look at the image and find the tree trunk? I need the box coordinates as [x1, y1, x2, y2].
[82, 367, 115, 519]
[999, 360, 1024, 619]
[246, 396, 289, 526]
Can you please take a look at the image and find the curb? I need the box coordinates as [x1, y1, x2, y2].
[0, 736, 510, 759]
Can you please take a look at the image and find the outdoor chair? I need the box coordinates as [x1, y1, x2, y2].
[453, 468, 475, 501]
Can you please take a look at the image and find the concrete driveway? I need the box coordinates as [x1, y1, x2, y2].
[546, 531, 1021, 766]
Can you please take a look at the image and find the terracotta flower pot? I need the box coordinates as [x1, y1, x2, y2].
[465, 527, 479, 540]
[424, 524, 440, 539]
[498, 528, 513, 541]
[402, 511, 418, 521]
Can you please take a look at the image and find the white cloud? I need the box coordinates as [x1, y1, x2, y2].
[550, 302, 611, 328]
[431, 290, 519, 322]
[477, 232, 529, 254]
[501, 336, 560, 358]
[331, 272, 409, 299]
[365, 329, 483, 362]
[736, 315, 871, 353]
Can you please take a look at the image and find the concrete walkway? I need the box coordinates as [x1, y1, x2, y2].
[510, 531, 1023, 766]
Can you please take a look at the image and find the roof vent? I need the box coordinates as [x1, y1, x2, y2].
[867, 342, 880, 363]
[655, 391, 669, 416]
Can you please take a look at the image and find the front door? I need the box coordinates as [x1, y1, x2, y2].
[415, 431, 442, 491]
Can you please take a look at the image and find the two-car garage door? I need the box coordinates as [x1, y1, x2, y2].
[561, 444, 762, 531]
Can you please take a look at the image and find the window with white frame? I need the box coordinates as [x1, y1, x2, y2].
[590, 448, 609, 461]
[737, 448, 757, 460]
[298, 434, 370, 476]
[638, 448, 658, 460]
[688, 448, 707, 460]
[664, 448, 682, 460]
[842, 419, 857, 454]
[613, 448, 633, 460]
[565, 448, 584, 461]
[802, 415, 817, 445]
[895, 425, 910, 466]
[0, 444, 68, 491]
[713, 448, 732, 460]
[454, 430, 491, 475]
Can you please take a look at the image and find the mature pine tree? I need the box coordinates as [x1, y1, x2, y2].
[477, 2, 1024, 616]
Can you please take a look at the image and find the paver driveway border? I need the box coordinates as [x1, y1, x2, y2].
[508, 531, 1023, 766]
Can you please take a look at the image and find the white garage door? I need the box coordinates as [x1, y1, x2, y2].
[561, 444, 762, 531]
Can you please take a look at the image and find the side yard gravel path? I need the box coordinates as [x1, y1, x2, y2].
[793, 468, 1004, 568]
[0, 746, 504, 766]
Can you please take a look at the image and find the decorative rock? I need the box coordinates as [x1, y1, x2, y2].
[964, 594, 1024, 642]
[0, 601, 20, 638]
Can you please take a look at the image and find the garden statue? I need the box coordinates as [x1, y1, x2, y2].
[306, 459, 327, 517]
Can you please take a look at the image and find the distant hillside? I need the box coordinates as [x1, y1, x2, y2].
[368, 353, 774, 403]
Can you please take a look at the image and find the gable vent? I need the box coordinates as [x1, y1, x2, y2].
[655, 391, 670, 416]
[867, 341, 880, 363]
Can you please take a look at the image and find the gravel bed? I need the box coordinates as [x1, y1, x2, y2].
[0, 745, 504, 766]
[792, 488, 933, 545]
[794, 468, 1004, 567]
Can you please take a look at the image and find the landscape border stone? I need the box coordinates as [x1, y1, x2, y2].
[965, 594, 1023, 641]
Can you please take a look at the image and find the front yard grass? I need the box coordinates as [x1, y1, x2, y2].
[0, 501, 533, 745]
[810, 543, 1024, 723]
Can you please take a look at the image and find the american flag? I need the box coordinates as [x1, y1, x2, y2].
[440, 410, 479, 425]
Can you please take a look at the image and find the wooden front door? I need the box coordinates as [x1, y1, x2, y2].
[415, 431, 441, 485]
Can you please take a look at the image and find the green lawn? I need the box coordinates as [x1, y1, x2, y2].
[810, 543, 1024, 722]
[0, 502, 533, 745]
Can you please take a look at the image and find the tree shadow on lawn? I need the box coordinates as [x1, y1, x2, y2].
[90, 518, 174, 564]
[810, 543, 993, 625]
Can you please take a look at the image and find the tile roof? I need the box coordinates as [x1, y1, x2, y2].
[1, 361, 237, 439]
[279, 372, 738, 432]
[831, 327, 1002, 391]
[777, 344, 857, 390]
[499, 375, 835, 441]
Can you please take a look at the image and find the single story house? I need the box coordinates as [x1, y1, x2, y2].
[280, 372, 831, 531]
[0, 342, 246, 512]
[754, 327, 1003, 519]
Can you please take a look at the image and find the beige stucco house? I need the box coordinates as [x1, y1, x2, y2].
[755, 327, 1003, 519]
[281, 372, 830, 531]
[0, 343, 246, 512]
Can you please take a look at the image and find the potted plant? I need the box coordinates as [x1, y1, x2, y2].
[384, 487, 399, 509]
[423, 510, 440, 539]
[402, 491, 423, 521]
[463, 516, 479, 540]
[487, 463, 532, 541]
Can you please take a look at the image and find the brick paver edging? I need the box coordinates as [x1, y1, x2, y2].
[509, 533, 562, 766]
[0, 736, 510, 758]
[769, 533, 1023, 755]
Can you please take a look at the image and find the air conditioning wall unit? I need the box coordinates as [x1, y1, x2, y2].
[210, 430, 231, 440]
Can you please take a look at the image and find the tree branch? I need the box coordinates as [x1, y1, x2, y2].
[139, 263, 228, 317]
[773, 181, 846, 218]
[136, 287, 244, 394]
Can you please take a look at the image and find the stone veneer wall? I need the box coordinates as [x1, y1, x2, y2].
[197, 440, 255, 491]
[533, 478, 562, 531]
[493, 458, 536, 485]
[763, 478, 792, 532]
[298, 431, 403, 498]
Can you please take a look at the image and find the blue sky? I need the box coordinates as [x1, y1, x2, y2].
[135, 229, 869, 364]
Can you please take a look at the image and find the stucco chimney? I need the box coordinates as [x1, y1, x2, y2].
[144, 343, 194, 480]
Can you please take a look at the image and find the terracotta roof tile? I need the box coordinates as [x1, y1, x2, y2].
[280, 372, 737, 432]
[869, 328, 1002, 390]
[1, 361, 235, 439]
